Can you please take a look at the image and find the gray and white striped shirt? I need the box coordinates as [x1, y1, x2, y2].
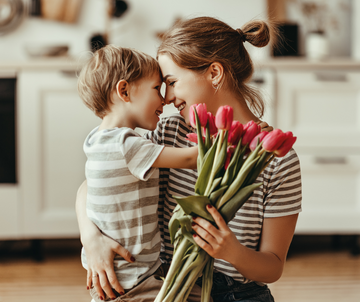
[81, 126, 164, 289]
[145, 114, 302, 284]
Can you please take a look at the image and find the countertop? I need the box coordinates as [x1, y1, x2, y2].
[2, 56, 360, 71]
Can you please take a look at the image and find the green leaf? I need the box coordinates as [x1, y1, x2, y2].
[212, 131, 228, 177]
[211, 186, 228, 208]
[205, 121, 211, 152]
[208, 177, 222, 196]
[221, 138, 243, 187]
[173, 195, 214, 222]
[219, 182, 262, 223]
[194, 135, 219, 195]
[194, 108, 205, 165]
[217, 157, 259, 208]
[168, 204, 185, 244]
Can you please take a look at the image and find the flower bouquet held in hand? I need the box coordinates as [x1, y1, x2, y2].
[154, 104, 297, 302]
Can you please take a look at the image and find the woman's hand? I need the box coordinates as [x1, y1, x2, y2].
[76, 181, 135, 300]
[84, 232, 135, 299]
[191, 204, 240, 262]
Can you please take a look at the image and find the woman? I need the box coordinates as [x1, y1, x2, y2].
[76, 17, 302, 302]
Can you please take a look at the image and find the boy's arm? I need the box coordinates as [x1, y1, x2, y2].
[152, 146, 198, 169]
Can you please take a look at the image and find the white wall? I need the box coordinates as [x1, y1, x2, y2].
[0, 0, 268, 60]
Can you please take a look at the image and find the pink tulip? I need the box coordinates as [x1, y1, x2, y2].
[224, 146, 235, 170]
[262, 129, 287, 152]
[228, 121, 244, 145]
[207, 112, 218, 136]
[189, 103, 208, 129]
[215, 106, 233, 130]
[249, 131, 269, 151]
[241, 121, 261, 146]
[274, 132, 297, 157]
[186, 133, 205, 144]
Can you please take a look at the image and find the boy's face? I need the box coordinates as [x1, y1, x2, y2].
[129, 72, 164, 130]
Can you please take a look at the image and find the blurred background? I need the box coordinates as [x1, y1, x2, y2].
[0, 0, 359, 301]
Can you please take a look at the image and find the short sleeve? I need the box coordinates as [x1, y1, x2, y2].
[263, 148, 302, 218]
[120, 129, 164, 181]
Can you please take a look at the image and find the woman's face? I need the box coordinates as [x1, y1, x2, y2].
[158, 54, 217, 125]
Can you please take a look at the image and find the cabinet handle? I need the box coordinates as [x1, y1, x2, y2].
[60, 70, 77, 77]
[315, 72, 347, 82]
[315, 157, 347, 165]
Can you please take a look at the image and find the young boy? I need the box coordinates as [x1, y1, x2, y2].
[77, 45, 197, 301]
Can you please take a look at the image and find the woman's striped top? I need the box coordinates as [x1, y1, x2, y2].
[145, 114, 302, 283]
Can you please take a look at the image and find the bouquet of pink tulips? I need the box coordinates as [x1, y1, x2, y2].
[154, 104, 297, 302]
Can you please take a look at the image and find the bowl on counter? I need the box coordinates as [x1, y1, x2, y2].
[24, 44, 69, 58]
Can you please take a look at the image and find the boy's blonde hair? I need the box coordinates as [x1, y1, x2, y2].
[78, 45, 160, 118]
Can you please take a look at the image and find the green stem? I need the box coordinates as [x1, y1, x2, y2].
[154, 238, 192, 302]
[204, 130, 225, 196]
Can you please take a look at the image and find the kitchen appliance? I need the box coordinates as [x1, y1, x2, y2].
[0, 72, 16, 183]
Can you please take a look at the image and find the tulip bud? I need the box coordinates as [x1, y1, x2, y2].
[215, 106, 233, 130]
[241, 121, 261, 146]
[189, 103, 208, 129]
[186, 133, 205, 144]
[228, 121, 244, 145]
[207, 112, 218, 136]
[274, 132, 297, 157]
[249, 131, 268, 151]
[262, 129, 287, 152]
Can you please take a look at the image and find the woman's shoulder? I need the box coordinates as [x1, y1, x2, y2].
[268, 148, 301, 173]
[160, 114, 189, 130]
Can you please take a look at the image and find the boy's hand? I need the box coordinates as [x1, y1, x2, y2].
[257, 120, 273, 132]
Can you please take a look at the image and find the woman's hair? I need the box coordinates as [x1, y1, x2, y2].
[78, 45, 160, 118]
[157, 17, 277, 118]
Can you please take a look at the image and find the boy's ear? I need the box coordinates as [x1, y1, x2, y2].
[207, 62, 224, 85]
[116, 80, 130, 102]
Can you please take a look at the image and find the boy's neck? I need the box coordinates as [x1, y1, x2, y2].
[98, 110, 135, 131]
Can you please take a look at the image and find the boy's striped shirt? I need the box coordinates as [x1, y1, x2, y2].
[82, 126, 164, 289]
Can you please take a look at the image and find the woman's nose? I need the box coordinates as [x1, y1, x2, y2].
[164, 88, 175, 105]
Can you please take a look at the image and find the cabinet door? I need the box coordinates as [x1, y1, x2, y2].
[295, 149, 360, 233]
[18, 70, 100, 237]
[277, 70, 360, 148]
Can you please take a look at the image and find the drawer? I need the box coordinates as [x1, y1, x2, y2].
[295, 149, 360, 233]
[277, 70, 360, 148]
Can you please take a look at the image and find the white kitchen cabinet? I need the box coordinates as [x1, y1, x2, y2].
[16, 70, 99, 238]
[277, 70, 360, 148]
[276, 70, 360, 234]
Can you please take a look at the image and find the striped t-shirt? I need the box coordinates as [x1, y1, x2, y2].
[81, 126, 164, 290]
[145, 114, 302, 284]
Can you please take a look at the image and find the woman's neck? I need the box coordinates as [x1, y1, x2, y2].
[214, 89, 260, 124]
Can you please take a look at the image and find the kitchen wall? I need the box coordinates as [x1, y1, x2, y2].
[0, 0, 269, 61]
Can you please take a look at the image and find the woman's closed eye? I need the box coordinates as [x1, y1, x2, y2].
[168, 81, 176, 87]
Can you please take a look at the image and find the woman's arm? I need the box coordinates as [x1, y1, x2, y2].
[152, 146, 198, 169]
[75, 181, 135, 299]
[192, 206, 298, 283]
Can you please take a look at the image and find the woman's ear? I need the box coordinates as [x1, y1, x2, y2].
[116, 80, 130, 102]
[207, 62, 224, 85]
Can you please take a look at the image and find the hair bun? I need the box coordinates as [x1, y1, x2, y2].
[236, 28, 246, 43]
[241, 20, 272, 48]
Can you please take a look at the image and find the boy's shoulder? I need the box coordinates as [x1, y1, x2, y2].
[85, 126, 140, 146]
